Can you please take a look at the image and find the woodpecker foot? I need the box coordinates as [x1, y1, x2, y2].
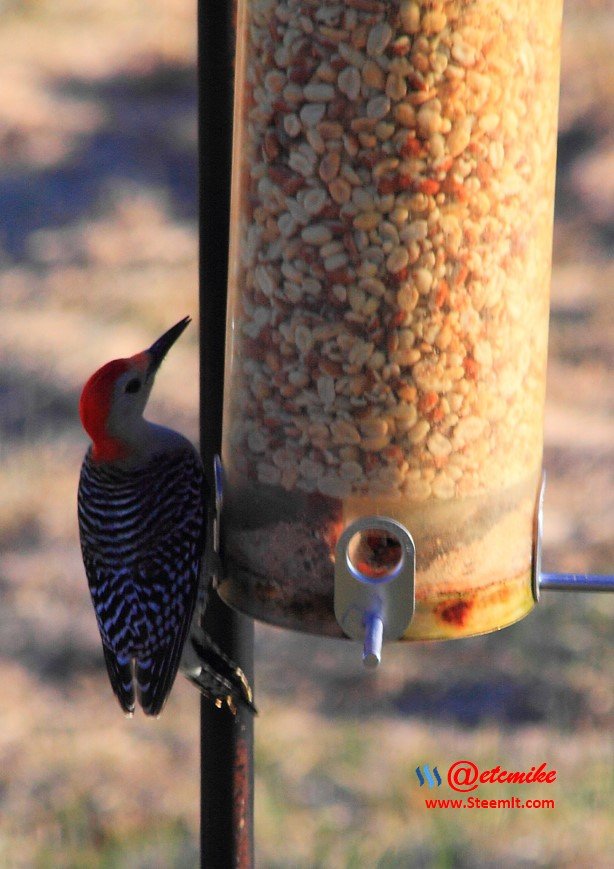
[181, 630, 256, 714]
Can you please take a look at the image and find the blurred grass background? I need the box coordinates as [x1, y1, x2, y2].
[0, 1, 612, 866]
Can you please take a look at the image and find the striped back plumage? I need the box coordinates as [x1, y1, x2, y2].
[78, 446, 205, 716]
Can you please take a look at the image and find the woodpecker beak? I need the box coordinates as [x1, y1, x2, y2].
[146, 316, 191, 377]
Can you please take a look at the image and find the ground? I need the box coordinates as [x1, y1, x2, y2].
[0, 1, 611, 866]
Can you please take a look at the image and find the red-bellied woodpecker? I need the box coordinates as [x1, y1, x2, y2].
[78, 317, 254, 716]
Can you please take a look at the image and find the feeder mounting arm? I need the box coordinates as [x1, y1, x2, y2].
[532, 474, 614, 601]
[540, 573, 614, 592]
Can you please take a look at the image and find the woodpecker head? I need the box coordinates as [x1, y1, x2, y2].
[79, 316, 191, 462]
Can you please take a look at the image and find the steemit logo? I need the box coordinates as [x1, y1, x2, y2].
[415, 764, 442, 788]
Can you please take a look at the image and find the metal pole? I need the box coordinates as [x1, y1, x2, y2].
[199, 2, 255, 867]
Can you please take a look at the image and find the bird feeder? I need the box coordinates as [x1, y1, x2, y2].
[215, 0, 595, 662]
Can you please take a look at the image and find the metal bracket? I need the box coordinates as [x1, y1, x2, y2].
[334, 516, 415, 668]
[204, 454, 224, 591]
[182, 455, 225, 681]
[533, 472, 614, 599]
[531, 472, 546, 603]
[213, 454, 224, 554]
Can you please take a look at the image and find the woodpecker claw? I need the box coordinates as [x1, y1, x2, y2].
[181, 623, 257, 714]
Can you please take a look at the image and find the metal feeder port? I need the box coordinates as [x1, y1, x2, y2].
[334, 517, 415, 667]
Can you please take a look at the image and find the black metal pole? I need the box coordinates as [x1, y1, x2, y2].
[199, 2, 255, 867]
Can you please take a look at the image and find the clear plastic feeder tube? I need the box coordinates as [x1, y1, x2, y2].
[219, 0, 563, 640]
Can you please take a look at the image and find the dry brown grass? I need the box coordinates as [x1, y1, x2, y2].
[0, 1, 612, 866]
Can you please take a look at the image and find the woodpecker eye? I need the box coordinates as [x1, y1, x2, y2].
[125, 378, 142, 394]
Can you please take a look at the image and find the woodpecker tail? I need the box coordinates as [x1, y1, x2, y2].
[136, 604, 195, 717]
[183, 631, 256, 714]
[102, 645, 135, 716]
[136, 650, 176, 718]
